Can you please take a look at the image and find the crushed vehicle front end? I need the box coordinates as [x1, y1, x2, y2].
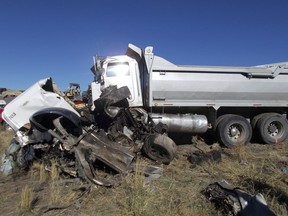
[1, 77, 176, 186]
[2, 77, 79, 132]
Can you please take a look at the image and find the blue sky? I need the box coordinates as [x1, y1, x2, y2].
[1, 0, 288, 91]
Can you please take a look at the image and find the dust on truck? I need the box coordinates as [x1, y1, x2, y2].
[91, 44, 288, 147]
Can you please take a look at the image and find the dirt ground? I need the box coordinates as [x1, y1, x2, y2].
[0, 130, 288, 216]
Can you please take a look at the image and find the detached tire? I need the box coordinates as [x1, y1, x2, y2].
[216, 115, 252, 147]
[143, 134, 177, 164]
[256, 113, 288, 144]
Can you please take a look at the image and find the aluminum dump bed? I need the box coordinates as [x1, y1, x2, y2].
[148, 54, 288, 109]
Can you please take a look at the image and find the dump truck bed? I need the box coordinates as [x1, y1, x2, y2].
[148, 55, 288, 109]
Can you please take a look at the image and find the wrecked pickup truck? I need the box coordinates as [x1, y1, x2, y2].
[1, 77, 177, 186]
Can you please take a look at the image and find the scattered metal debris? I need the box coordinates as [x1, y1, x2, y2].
[1, 78, 177, 187]
[203, 179, 276, 216]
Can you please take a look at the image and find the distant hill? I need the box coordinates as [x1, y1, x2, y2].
[0, 90, 23, 104]
[1, 90, 23, 97]
[0, 88, 7, 94]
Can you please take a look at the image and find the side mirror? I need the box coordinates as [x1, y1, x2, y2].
[91, 56, 105, 84]
[94, 69, 104, 83]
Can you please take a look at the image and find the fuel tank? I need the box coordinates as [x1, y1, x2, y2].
[150, 113, 208, 133]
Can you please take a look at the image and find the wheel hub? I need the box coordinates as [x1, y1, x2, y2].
[268, 123, 278, 137]
[229, 126, 241, 140]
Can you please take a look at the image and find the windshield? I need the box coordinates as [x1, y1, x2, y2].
[106, 62, 130, 77]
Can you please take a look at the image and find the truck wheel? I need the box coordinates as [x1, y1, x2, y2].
[251, 113, 273, 142]
[251, 113, 271, 129]
[143, 134, 177, 164]
[256, 113, 288, 144]
[214, 114, 236, 131]
[216, 115, 252, 147]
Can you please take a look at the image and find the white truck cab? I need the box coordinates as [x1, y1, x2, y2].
[91, 55, 143, 110]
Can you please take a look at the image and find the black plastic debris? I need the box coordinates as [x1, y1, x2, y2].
[187, 150, 222, 167]
[202, 180, 276, 216]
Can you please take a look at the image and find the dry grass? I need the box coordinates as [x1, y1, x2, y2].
[0, 127, 14, 155]
[80, 159, 219, 216]
[50, 160, 60, 181]
[0, 127, 287, 215]
[19, 185, 34, 214]
[30, 162, 49, 181]
[30, 159, 78, 206]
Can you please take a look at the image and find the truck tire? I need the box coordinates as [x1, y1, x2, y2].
[251, 113, 274, 142]
[143, 134, 177, 164]
[216, 115, 252, 147]
[256, 113, 288, 144]
[251, 113, 271, 129]
[214, 114, 236, 131]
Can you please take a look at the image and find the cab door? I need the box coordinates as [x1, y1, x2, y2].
[104, 61, 136, 102]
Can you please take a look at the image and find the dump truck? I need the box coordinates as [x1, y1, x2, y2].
[90, 44, 288, 147]
[2, 44, 288, 185]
